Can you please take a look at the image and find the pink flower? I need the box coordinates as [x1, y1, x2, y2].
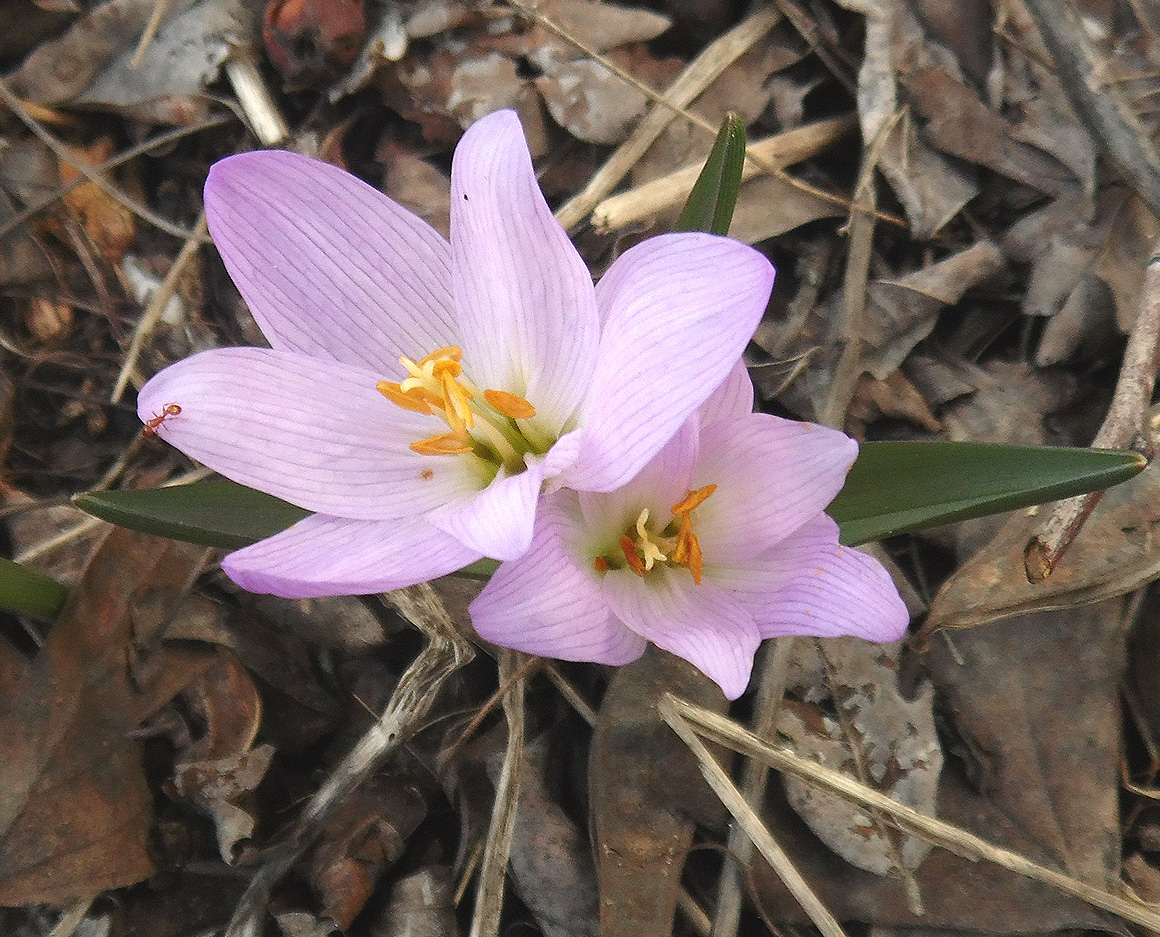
[137, 111, 774, 597]
[468, 365, 910, 699]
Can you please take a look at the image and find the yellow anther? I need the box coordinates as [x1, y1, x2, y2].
[410, 432, 474, 456]
[377, 380, 432, 415]
[484, 389, 537, 420]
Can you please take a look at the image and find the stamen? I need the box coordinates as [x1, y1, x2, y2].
[377, 380, 433, 415]
[418, 345, 463, 365]
[620, 536, 645, 576]
[411, 432, 474, 456]
[672, 484, 717, 516]
[593, 556, 609, 573]
[484, 389, 537, 420]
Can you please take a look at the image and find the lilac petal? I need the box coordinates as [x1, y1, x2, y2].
[426, 457, 547, 561]
[561, 233, 774, 493]
[451, 110, 599, 434]
[469, 495, 646, 664]
[601, 566, 760, 700]
[693, 414, 858, 562]
[138, 347, 480, 519]
[699, 358, 754, 426]
[710, 515, 909, 641]
[205, 151, 457, 373]
[222, 514, 481, 598]
[577, 417, 698, 535]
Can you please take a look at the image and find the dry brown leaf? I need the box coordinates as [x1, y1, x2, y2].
[309, 780, 428, 929]
[59, 138, 134, 265]
[836, 0, 978, 238]
[777, 639, 943, 877]
[846, 371, 942, 437]
[9, 0, 259, 124]
[536, 53, 648, 145]
[590, 646, 725, 937]
[0, 528, 214, 905]
[494, 738, 598, 937]
[923, 448, 1160, 632]
[379, 141, 452, 240]
[860, 240, 1005, 380]
[372, 868, 459, 937]
[168, 650, 273, 862]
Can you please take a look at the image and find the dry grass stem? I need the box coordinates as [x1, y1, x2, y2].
[665, 695, 1160, 930]
[225, 583, 474, 937]
[549, 4, 781, 229]
[469, 650, 526, 937]
[112, 212, 207, 402]
[660, 694, 850, 937]
[711, 638, 796, 937]
[592, 116, 855, 234]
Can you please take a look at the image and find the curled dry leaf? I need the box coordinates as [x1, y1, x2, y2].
[777, 638, 942, 877]
[309, 780, 428, 929]
[168, 649, 274, 862]
[0, 528, 213, 905]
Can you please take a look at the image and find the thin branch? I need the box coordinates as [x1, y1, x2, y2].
[1024, 240, 1160, 581]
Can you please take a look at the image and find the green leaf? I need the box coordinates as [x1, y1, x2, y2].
[675, 112, 747, 236]
[0, 557, 68, 621]
[73, 480, 311, 549]
[829, 441, 1147, 545]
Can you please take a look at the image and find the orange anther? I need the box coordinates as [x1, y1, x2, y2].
[410, 432, 474, 456]
[620, 536, 645, 577]
[593, 556, 609, 573]
[484, 389, 537, 420]
[686, 533, 704, 584]
[377, 380, 433, 414]
[671, 484, 717, 516]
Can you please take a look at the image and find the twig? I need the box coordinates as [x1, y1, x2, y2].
[0, 76, 208, 242]
[129, 0, 175, 68]
[1024, 240, 1160, 581]
[469, 651, 526, 937]
[225, 583, 474, 937]
[665, 694, 1160, 930]
[820, 113, 900, 428]
[505, 0, 904, 231]
[111, 212, 207, 402]
[660, 694, 850, 937]
[1021, 0, 1160, 218]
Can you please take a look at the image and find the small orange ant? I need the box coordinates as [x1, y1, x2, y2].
[142, 403, 181, 437]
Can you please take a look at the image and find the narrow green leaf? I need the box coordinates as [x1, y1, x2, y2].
[0, 557, 68, 621]
[675, 112, 747, 236]
[829, 441, 1147, 545]
[73, 480, 311, 549]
